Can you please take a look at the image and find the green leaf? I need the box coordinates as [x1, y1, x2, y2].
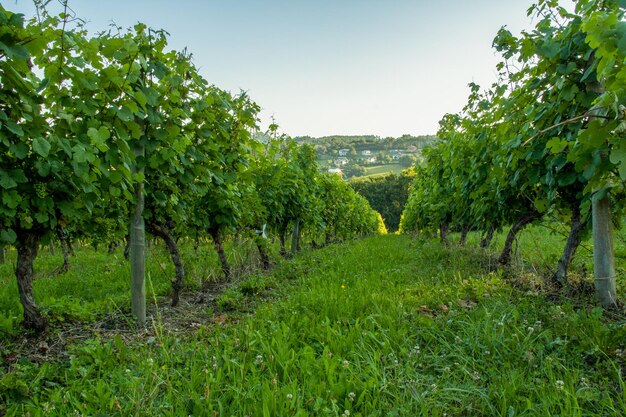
[609, 140, 626, 179]
[0, 41, 29, 60]
[109, 170, 123, 184]
[132, 91, 148, 109]
[132, 171, 145, 182]
[109, 185, 121, 198]
[117, 106, 134, 122]
[0, 229, 17, 244]
[57, 136, 73, 157]
[560, 84, 579, 102]
[592, 187, 609, 202]
[583, 152, 602, 180]
[0, 170, 17, 189]
[34, 211, 49, 224]
[126, 101, 139, 115]
[2, 190, 20, 209]
[10, 142, 28, 159]
[10, 169, 27, 184]
[35, 160, 51, 177]
[154, 190, 167, 205]
[5, 120, 24, 136]
[545, 137, 567, 154]
[557, 171, 577, 186]
[141, 86, 160, 107]
[32, 137, 51, 157]
[88, 126, 111, 151]
[539, 39, 560, 59]
[72, 144, 95, 164]
[578, 121, 608, 148]
[617, 23, 626, 55]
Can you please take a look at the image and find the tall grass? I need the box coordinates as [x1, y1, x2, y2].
[1, 234, 624, 416]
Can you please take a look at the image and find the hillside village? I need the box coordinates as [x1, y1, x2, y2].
[295, 134, 436, 178]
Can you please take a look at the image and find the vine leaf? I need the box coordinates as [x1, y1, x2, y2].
[32, 137, 51, 157]
[0, 170, 17, 189]
[609, 140, 626, 179]
[0, 228, 17, 244]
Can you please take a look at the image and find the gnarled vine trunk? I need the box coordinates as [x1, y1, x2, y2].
[291, 219, 301, 256]
[552, 201, 585, 286]
[123, 233, 130, 260]
[459, 224, 470, 246]
[107, 241, 118, 254]
[16, 230, 47, 331]
[194, 230, 200, 252]
[480, 226, 495, 248]
[68, 237, 75, 256]
[56, 225, 70, 273]
[149, 222, 185, 307]
[255, 236, 270, 270]
[498, 211, 540, 266]
[209, 228, 230, 279]
[324, 231, 332, 247]
[279, 227, 288, 258]
[439, 222, 449, 246]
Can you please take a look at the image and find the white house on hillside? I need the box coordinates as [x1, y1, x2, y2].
[328, 168, 343, 175]
[361, 150, 371, 156]
[338, 149, 350, 156]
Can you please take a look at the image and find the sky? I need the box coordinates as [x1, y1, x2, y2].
[8, 0, 541, 137]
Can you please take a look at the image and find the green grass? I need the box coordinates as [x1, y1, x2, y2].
[363, 164, 405, 177]
[1, 233, 625, 416]
[0, 238, 267, 335]
[466, 222, 626, 286]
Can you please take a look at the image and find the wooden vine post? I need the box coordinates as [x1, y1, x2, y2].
[130, 136, 146, 327]
[592, 194, 617, 307]
[587, 70, 617, 308]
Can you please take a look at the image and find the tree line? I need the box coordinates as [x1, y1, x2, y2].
[295, 134, 436, 155]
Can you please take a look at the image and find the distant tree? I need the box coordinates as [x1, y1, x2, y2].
[398, 154, 417, 168]
[350, 169, 415, 232]
[343, 163, 366, 179]
[378, 152, 392, 164]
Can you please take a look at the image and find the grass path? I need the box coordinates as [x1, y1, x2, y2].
[1, 235, 625, 416]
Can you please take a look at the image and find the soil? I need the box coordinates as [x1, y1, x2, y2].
[0, 280, 236, 369]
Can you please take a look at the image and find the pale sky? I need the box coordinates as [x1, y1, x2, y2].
[8, 0, 542, 137]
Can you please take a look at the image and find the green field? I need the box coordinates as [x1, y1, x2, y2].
[362, 164, 405, 177]
[1, 229, 625, 416]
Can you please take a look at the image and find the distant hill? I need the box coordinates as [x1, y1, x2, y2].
[293, 134, 437, 179]
[294, 134, 437, 153]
